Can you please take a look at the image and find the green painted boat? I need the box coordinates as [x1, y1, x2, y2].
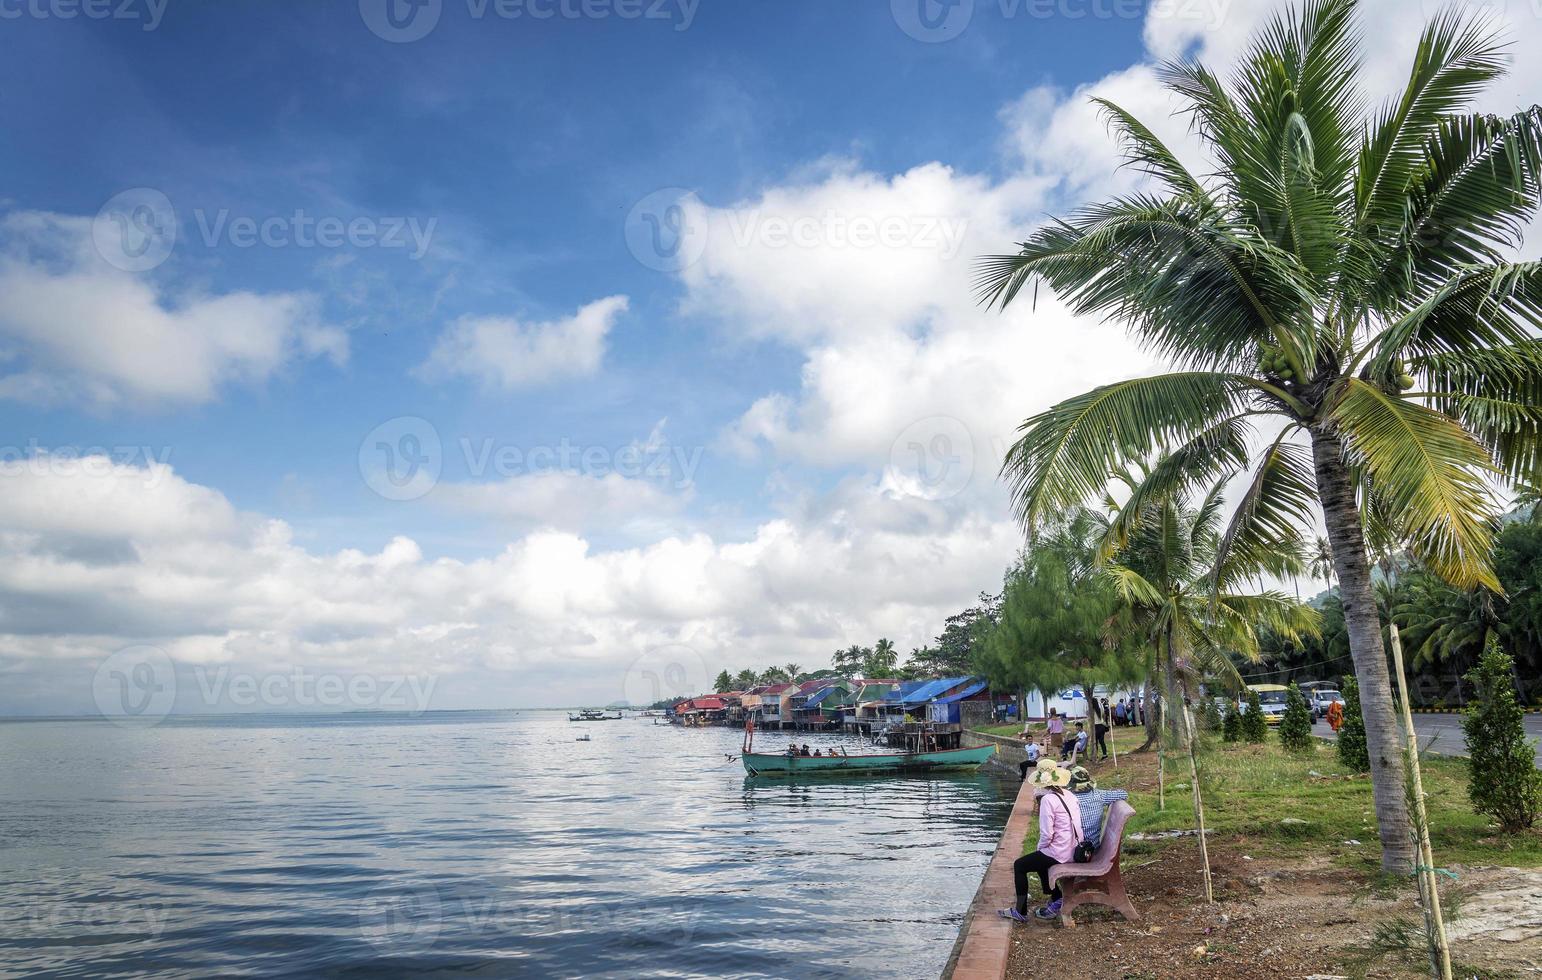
[741, 743, 996, 776]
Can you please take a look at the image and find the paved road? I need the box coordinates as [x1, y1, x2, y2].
[1312, 712, 1542, 765]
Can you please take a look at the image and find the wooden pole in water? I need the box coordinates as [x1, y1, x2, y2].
[1389, 625, 1453, 980]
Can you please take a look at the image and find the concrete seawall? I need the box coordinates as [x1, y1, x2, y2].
[961, 729, 1029, 777]
[940, 733, 1034, 980]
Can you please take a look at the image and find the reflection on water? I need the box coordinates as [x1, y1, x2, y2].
[0, 711, 1015, 978]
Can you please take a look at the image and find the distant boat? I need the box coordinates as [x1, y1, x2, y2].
[576, 733, 592, 741]
[741, 743, 996, 776]
[568, 709, 622, 722]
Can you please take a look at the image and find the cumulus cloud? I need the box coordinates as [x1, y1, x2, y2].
[435, 471, 692, 534]
[0, 457, 1019, 713]
[417, 294, 627, 389]
[0, 212, 346, 407]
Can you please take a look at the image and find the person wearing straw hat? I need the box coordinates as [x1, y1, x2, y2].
[1066, 765, 1128, 848]
[998, 762, 1083, 924]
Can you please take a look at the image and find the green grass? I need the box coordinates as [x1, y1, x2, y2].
[1080, 736, 1542, 872]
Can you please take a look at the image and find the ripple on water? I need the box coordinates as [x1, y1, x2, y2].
[0, 714, 1015, 979]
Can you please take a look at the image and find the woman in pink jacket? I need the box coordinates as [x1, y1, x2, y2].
[998, 762, 1083, 923]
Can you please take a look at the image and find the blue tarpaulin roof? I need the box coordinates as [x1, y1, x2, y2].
[933, 678, 989, 704]
[804, 687, 839, 707]
[899, 676, 977, 705]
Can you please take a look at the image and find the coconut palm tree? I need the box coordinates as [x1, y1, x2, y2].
[1310, 536, 1336, 584]
[977, 0, 1542, 871]
[1098, 462, 1320, 748]
[1097, 463, 1319, 898]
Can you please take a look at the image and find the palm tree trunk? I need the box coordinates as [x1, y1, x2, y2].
[1309, 426, 1415, 873]
[1136, 650, 1160, 752]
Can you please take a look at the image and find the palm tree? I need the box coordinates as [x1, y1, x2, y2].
[1310, 536, 1335, 584]
[783, 663, 804, 683]
[867, 638, 898, 676]
[1099, 460, 1319, 743]
[1098, 465, 1318, 898]
[979, 0, 1542, 872]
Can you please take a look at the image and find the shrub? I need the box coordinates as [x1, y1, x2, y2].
[1337, 674, 1370, 773]
[1222, 700, 1242, 743]
[1279, 685, 1315, 753]
[1241, 689, 1268, 743]
[1462, 641, 1542, 832]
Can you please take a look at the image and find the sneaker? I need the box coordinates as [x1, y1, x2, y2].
[996, 906, 1030, 924]
[1034, 900, 1063, 921]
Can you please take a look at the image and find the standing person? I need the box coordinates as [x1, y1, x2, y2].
[1046, 708, 1065, 756]
[1066, 766, 1128, 846]
[1093, 712, 1111, 761]
[998, 764, 1083, 923]
[1326, 699, 1344, 733]
[1113, 698, 1127, 727]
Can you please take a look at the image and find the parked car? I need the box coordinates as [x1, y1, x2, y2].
[1244, 684, 1290, 725]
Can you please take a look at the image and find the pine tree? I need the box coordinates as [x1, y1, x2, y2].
[1337, 674, 1370, 773]
[1279, 685, 1315, 753]
[1241, 689, 1268, 744]
[1462, 642, 1542, 832]
[1222, 700, 1242, 743]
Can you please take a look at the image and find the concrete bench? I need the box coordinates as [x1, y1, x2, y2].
[1047, 800, 1140, 927]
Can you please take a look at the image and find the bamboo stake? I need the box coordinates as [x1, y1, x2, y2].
[1182, 703, 1214, 902]
[1389, 625, 1453, 980]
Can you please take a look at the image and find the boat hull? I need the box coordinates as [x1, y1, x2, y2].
[741, 744, 996, 776]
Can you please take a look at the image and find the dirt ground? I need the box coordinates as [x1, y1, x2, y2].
[1002, 844, 1542, 979]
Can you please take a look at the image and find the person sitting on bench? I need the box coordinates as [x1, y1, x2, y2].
[998, 763, 1083, 923]
[1066, 765, 1127, 846]
[1060, 722, 1087, 761]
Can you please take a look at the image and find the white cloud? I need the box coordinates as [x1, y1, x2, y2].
[0, 457, 1020, 712]
[0, 212, 346, 407]
[417, 294, 627, 389]
[435, 470, 691, 534]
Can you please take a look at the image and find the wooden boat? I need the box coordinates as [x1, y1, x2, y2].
[568, 709, 622, 721]
[741, 743, 996, 776]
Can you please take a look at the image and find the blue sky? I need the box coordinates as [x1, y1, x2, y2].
[2, 0, 1149, 552]
[1, 0, 1535, 715]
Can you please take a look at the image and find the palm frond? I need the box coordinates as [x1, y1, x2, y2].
[1213, 428, 1316, 588]
[1000, 371, 1253, 529]
[1330, 377, 1501, 589]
